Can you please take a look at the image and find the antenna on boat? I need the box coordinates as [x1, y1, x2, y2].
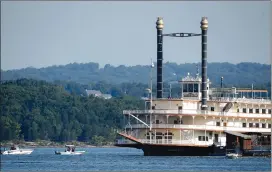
[251, 83, 254, 99]
[149, 58, 154, 131]
[221, 77, 223, 88]
[221, 76, 224, 98]
[196, 64, 199, 77]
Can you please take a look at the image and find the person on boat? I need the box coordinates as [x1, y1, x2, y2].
[67, 147, 71, 152]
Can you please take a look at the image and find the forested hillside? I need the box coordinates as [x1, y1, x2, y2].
[2, 62, 270, 87]
[0, 79, 144, 144]
[1, 62, 271, 144]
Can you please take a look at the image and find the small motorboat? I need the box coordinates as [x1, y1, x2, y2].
[226, 147, 242, 159]
[55, 145, 85, 155]
[1, 145, 33, 155]
[226, 153, 241, 159]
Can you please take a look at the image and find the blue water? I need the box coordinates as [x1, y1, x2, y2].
[1, 148, 271, 171]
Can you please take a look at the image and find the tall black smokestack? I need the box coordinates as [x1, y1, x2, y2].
[201, 17, 208, 110]
[156, 17, 164, 99]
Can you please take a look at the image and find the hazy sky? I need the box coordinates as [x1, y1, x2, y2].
[1, 1, 270, 70]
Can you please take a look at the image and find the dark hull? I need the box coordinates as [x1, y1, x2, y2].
[142, 144, 226, 156]
[115, 143, 226, 156]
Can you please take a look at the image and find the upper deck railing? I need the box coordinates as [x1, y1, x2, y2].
[147, 97, 271, 104]
[128, 124, 271, 133]
[209, 97, 271, 104]
[123, 109, 271, 119]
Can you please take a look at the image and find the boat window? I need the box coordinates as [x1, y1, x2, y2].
[249, 123, 253, 128]
[211, 107, 215, 111]
[216, 122, 220, 126]
[268, 124, 271, 128]
[188, 84, 193, 92]
[243, 108, 247, 113]
[249, 109, 253, 113]
[242, 123, 246, 127]
[193, 84, 199, 92]
[255, 109, 259, 113]
[146, 133, 154, 139]
[146, 102, 150, 109]
[198, 136, 208, 141]
[214, 134, 219, 142]
[183, 84, 188, 92]
[156, 132, 163, 136]
[165, 136, 172, 140]
[255, 123, 259, 128]
[269, 109, 271, 114]
[262, 123, 266, 128]
[237, 109, 239, 113]
[262, 109, 266, 114]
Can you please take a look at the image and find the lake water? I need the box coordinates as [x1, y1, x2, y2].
[1, 147, 271, 171]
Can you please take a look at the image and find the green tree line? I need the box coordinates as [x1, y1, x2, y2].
[0, 79, 144, 144]
[2, 62, 270, 87]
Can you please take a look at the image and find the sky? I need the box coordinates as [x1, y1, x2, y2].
[1, 1, 271, 70]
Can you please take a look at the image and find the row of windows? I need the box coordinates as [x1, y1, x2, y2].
[198, 136, 208, 141]
[216, 122, 271, 128]
[240, 108, 271, 114]
[183, 83, 199, 93]
[242, 123, 271, 128]
[210, 106, 271, 114]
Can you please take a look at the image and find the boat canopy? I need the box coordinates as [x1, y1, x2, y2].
[224, 131, 251, 139]
[65, 145, 75, 147]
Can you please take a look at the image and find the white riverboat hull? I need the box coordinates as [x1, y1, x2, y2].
[2, 149, 33, 155]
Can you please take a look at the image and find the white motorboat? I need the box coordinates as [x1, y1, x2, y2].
[226, 147, 242, 159]
[1, 145, 33, 155]
[55, 145, 85, 155]
[226, 153, 242, 159]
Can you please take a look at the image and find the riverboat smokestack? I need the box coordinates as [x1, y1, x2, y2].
[201, 17, 208, 110]
[156, 17, 164, 99]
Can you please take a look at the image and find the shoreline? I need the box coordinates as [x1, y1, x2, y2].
[0, 141, 118, 148]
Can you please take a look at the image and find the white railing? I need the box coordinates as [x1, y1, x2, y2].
[129, 124, 271, 133]
[123, 109, 271, 119]
[116, 138, 212, 146]
[210, 97, 271, 104]
[139, 139, 211, 146]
